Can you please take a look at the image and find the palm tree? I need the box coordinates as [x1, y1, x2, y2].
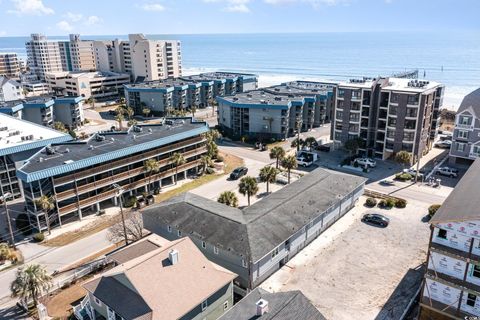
[217, 191, 239, 208]
[200, 155, 213, 175]
[238, 176, 259, 206]
[259, 166, 278, 193]
[281, 155, 297, 184]
[304, 137, 317, 150]
[85, 97, 95, 108]
[170, 152, 186, 184]
[0, 243, 16, 264]
[53, 121, 67, 133]
[35, 196, 55, 234]
[191, 105, 197, 118]
[125, 107, 134, 120]
[144, 158, 160, 192]
[11, 264, 52, 307]
[115, 112, 124, 130]
[142, 108, 151, 118]
[291, 138, 305, 151]
[269, 146, 286, 169]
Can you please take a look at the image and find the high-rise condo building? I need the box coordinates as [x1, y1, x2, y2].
[25, 34, 64, 80]
[0, 53, 21, 78]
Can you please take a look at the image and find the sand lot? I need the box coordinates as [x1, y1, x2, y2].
[260, 196, 431, 320]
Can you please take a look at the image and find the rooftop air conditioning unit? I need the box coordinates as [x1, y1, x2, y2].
[256, 299, 269, 316]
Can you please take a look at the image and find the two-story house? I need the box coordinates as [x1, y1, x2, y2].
[76, 237, 237, 320]
[420, 158, 480, 319]
[449, 88, 480, 166]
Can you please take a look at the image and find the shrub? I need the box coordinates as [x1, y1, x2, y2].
[428, 204, 441, 218]
[365, 197, 377, 207]
[123, 196, 138, 208]
[395, 173, 413, 181]
[215, 155, 224, 162]
[385, 198, 396, 208]
[32, 233, 45, 243]
[378, 199, 386, 208]
[395, 198, 407, 208]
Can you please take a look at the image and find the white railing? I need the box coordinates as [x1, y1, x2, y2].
[73, 295, 91, 320]
[456, 123, 474, 130]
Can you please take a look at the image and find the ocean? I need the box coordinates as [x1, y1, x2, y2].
[1, 32, 479, 110]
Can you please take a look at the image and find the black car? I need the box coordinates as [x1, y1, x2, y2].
[361, 213, 390, 227]
[316, 144, 331, 152]
[230, 167, 248, 180]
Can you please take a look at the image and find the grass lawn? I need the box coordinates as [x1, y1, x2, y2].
[43, 151, 243, 247]
[44, 279, 88, 318]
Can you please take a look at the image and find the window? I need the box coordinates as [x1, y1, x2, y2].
[473, 265, 480, 278]
[337, 89, 345, 98]
[407, 94, 419, 105]
[223, 301, 229, 310]
[271, 247, 279, 259]
[214, 246, 219, 254]
[202, 241, 206, 249]
[336, 111, 343, 119]
[460, 116, 472, 125]
[94, 297, 102, 306]
[177, 230, 182, 237]
[437, 228, 447, 239]
[473, 145, 480, 156]
[338, 101, 344, 109]
[467, 293, 477, 307]
[390, 93, 399, 103]
[167, 225, 172, 233]
[457, 143, 465, 152]
[201, 300, 208, 311]
[458, 130, 468, 139]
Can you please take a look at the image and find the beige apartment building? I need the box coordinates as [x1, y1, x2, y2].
[25, 34, 64, 80]
[0, 53, 20, 78]
[45, 71, 130, 99]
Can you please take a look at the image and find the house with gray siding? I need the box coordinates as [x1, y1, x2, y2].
[76, 237, 237, 320]
[142, 168, 365, 293]
[449, 88, 480, 166]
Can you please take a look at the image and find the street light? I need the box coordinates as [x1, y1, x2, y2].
[112, 184, 128, 245]
[0, 191, 15, 249]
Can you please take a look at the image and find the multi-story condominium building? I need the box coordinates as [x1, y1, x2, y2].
[22, 81, 51, 96]
[181, 72, 258, 96]
[265, 80, 336, 125]
[45, 71, 130, 100]
[76, 237, 236, 320]
[0, 96, 85, 129]
[0, 113, 71, 203]
[219, 288, 326, 320]
[331, 77, 444, 162]
[66, 34, 96, 72]
[142, 168, 365, 293]
[0, 76, 24, 102]
[0, 53, 20, 78]
[92, 39, 123, 73]
[25, 34, 64, 80]
[449, 88, 480, 166]
[216, 90, 316, 141]
[420, 158, 480, 319]
[16, 118, 208, 231]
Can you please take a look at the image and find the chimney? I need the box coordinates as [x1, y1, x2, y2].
[169, 249, 179, 265]
[256, 299, 269, 316]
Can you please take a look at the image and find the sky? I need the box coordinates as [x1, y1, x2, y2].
[0, 0, 478, 36]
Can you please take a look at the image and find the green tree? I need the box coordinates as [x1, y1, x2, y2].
[200, 155, 213, 175]
[125, 106, 134, 120]
[85, 97, 95, 108]
[259, 166, 278, 193]
[190, 104, 197, 118]
[170, 152, 186, 184]
[10, 264, 52, 307]
[291, 138, 305, 150]
[35, 196, 55, 234]
[238, 176, 259, 206]
[344, 137, 364, 155]
[217, 191, 239, 208]
[304, 137, 317, 149]
[281, 155, 297, 184]
[395, 150, 412, 168]
[0, 243, 16, 263]
[142, 108, 151, 118]
[115, 112, 124, 130]
[53, 121, 67, 133]
[269, 146, 286, 169]
[144, 158, 160, 192]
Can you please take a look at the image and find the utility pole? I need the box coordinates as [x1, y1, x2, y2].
[113, 184, 128, 245]
[0, 188, 15, 249]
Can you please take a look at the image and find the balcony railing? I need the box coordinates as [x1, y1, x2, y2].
[58, 159, 202, 215]
[457, 123, 474, 130]
[53, 136, 205, 186]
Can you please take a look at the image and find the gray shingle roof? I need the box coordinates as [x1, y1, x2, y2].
[219, 288, 326, 320]
[142, 168, 365, 262]
[430, 158, 480, 224]
[457, 88, 480, 116]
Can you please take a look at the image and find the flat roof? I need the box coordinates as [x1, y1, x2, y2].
[46, 70, 130, 79]
[381, 77, 442, 93]
[200, 71, 258, 80]
[338, 78, 376, 89]
[0, 113, 72, 156]
[18, 118, 209, 182]
[218, 90, 314, 109]
[0, 96, 83, 111]
[430, 158, 480, 224]
[125, 78, 200, 91]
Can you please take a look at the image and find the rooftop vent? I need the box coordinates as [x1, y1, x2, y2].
[88, 145, 94, 150]
[133, 126, 143, 133]
[274, 88, 280, 92]
[46, 146, 55, 155]
[132, 134, 136, 140]
[169, 249, 179, 265]
[110, 137, 115, 142]
[256, 299, 269, 316]
[274, 97, 282, 101]
[148, 128, 153, 133]
[96, 135, 105, 142]
[64, 160, 74, 164]
[39, 157, 44, 162]
[65, 148, 70, 153]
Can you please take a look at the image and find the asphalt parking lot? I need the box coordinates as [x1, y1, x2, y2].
[260, 197, 431, 320]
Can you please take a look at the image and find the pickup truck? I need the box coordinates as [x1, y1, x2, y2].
[436, 167, 458, 178]
[296, 151, 318, 167]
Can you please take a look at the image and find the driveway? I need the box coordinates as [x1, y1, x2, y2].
[260, 197, 432, 320]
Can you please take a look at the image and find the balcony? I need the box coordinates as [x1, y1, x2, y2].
[53, 136, 205, 186]
[456, 123, 474, 130]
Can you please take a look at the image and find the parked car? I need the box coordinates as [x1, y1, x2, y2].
[380, 179, 395, 186]
[437, 166, 459, 173]
[354, 158, 377, 168]
[316, 144, 331, 152]
[403, 168, 424, 179]
[434, 140, 452, 148]
[436, 167, 458, 178]
[361, 213, 390, 227]
[230, 167, 248, 180]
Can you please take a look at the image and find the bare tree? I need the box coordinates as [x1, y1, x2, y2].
[107, 214, 145, 244]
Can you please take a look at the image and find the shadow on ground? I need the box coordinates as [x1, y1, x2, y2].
[0, 304, 28, 320]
